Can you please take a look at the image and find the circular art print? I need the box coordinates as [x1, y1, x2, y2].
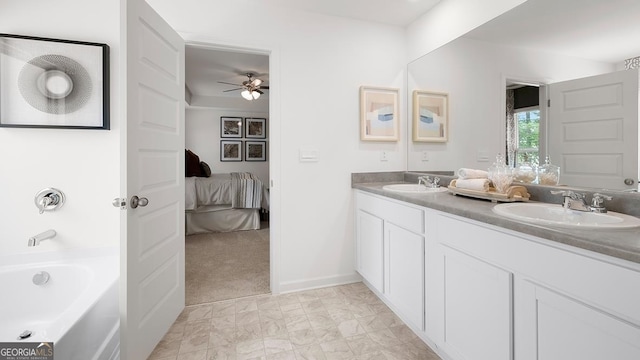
[17, 54, 93, 115]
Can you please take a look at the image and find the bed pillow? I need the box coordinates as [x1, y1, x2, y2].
[200, 161, 212, 177]
[185, 149, 202, 177]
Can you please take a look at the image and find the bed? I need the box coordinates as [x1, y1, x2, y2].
[185, 172, 269, 235]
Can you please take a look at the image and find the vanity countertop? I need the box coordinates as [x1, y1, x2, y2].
[353, 181, 640, 265]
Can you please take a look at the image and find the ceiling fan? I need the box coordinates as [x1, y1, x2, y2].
[218, 73, 269, 100]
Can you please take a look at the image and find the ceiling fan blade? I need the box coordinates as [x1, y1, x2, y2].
[259, 85, 269, 90]
[218, 81, 243, 86]
[223, 88, 243, 92]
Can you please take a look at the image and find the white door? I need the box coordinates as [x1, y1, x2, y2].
[121, 1, 185, 359]
[384, 223, 424, 331]
[516, 280, 640, 360]
[356, 209, 384, 292]
[548, 69, 639, 190]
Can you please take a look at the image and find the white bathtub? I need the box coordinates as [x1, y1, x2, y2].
[0, 247, 119, 360]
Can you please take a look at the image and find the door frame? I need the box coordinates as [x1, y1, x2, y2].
[500, 74, 550, 165]
[182, 35, 281, 294]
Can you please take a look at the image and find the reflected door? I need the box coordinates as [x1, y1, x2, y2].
[548, 69, 639, 190]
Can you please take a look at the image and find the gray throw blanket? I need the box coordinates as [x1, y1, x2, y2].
[231, 172, 263, 209]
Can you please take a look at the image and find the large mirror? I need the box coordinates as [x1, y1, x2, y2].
[407, 0, 640, 191]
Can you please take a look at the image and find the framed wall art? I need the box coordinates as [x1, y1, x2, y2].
[220, 116, 242, 138]
[245, 117, 266, 138]
[359, 86, 399, 141]
[0, 33, 109, 129]
[245, 141, 266, 161]
[220, 140, 242, 161]
[413, 90, 448, 142]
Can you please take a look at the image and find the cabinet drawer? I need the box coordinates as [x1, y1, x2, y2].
[356, 191, 424, 234]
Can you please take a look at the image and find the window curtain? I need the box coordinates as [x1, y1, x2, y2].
[505, 89, 516, 167]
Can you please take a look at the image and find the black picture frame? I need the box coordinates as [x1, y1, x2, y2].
[245, 117, 266, 138]
[220, 116, 243, 138]
[0, 33, 110, 129]
[245, 141, 267, 161]
[220, 140, 242, 161]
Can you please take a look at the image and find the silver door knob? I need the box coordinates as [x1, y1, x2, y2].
[130, 196, 149, 209]
[624, 178, 636, 185]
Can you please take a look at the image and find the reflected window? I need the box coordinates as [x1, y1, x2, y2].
[515, 108, 540, 166]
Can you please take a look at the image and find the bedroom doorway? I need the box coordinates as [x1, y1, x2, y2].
[184, 43, 272, 305]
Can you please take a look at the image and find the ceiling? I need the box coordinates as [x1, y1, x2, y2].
[464, 0, 640, 64]
[185, 0, 441, 102]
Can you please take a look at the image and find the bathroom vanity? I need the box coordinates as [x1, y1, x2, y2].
[353, 173, 640, 360]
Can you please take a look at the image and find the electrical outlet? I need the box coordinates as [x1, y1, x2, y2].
[421, 151, 429, 161]
[477, 151, 490, 162]
[380, 151, 389, 162]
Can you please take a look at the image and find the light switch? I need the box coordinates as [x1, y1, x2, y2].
[299, 149, 319, 162]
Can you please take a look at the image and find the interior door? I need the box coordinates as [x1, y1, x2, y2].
[548, 69, 639, 190]
[121, 1, 185, 359]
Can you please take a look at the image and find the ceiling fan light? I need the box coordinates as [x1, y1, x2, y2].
[251, 90, 261, 100]
[253, 78, 263, 87]
[241, 89, 253, 100]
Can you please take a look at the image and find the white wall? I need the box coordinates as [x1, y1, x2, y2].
[0, 0, 120, 255]
[407, 37, 616, 172]
[186, 108, 270, 184]
[406, 0, 527, 62]
[149, 0, 407, 291]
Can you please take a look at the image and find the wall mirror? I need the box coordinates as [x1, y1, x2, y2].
[407, 0, 640, 191]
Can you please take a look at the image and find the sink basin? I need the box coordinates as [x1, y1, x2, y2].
[382, 184, 448, 194]
[492, 202, 640, 229]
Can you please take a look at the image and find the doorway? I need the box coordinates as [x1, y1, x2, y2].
[184, 43, 272, 305]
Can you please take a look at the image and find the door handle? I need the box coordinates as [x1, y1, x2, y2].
[130, 196, 149, 209]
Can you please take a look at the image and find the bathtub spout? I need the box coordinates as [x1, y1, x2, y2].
[28, 230, 56, 247]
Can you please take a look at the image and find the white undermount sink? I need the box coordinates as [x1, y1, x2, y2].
[382, 184, 448, 194]
[492, 202, 640, 229]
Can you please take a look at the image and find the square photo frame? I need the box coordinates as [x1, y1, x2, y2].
[359, 86, 399, 141]
[245, 141, 266, 161]
[0, 33, 110, 129]
[245, 117, 266, 138]
[413, 90, 448, 142]
[220, 116, 243, 138]
[220, 140, 242, 161]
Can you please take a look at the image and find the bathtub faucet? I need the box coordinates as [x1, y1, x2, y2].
[28, 229, 56, 247]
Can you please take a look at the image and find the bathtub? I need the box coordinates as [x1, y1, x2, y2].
[0, 247, 119, 360]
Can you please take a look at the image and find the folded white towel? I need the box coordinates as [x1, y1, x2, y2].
[457, 168, 489, 179]
[455, 179, 491, 192]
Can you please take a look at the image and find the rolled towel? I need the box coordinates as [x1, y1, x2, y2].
[457, 168, 489, 179]
[454, 178, 491, 192]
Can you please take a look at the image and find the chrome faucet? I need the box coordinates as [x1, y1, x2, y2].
[28, 229, 56, 247]
[418, 176, 441, 188]
[551, 190, 612, 213]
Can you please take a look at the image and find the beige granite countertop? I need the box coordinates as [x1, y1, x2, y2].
[353, 181, 640, 266]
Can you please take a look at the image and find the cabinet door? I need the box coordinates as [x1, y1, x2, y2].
[516, 280, 640, 360]
[385, 222, 424, 330]
[356, 209, 384, 292]
[441, 246, 512, 360]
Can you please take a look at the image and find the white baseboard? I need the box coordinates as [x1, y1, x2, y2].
[278, 272, 363, 294]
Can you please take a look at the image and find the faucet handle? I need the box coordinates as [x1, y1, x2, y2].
[432, 177, 440, 187]
[591, 193, 612, 208]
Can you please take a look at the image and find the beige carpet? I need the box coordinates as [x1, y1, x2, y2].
[185, 223, 270, 305]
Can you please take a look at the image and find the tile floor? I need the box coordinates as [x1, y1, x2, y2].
[148, 282, 441, 360]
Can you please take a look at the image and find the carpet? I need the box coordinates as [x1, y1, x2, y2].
[185, 223, 270, 305]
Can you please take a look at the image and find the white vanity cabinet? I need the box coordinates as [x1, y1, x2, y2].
[431, 212, 640, 360]
[354, 188, 640, 360]
[355, 191, 425, 330]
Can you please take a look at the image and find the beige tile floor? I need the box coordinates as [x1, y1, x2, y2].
[148, 282, 441, 360]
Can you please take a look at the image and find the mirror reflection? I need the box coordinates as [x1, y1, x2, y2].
[407, 0, 640, 191]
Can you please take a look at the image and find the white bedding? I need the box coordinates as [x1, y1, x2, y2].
[185, 173, 269, 211]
